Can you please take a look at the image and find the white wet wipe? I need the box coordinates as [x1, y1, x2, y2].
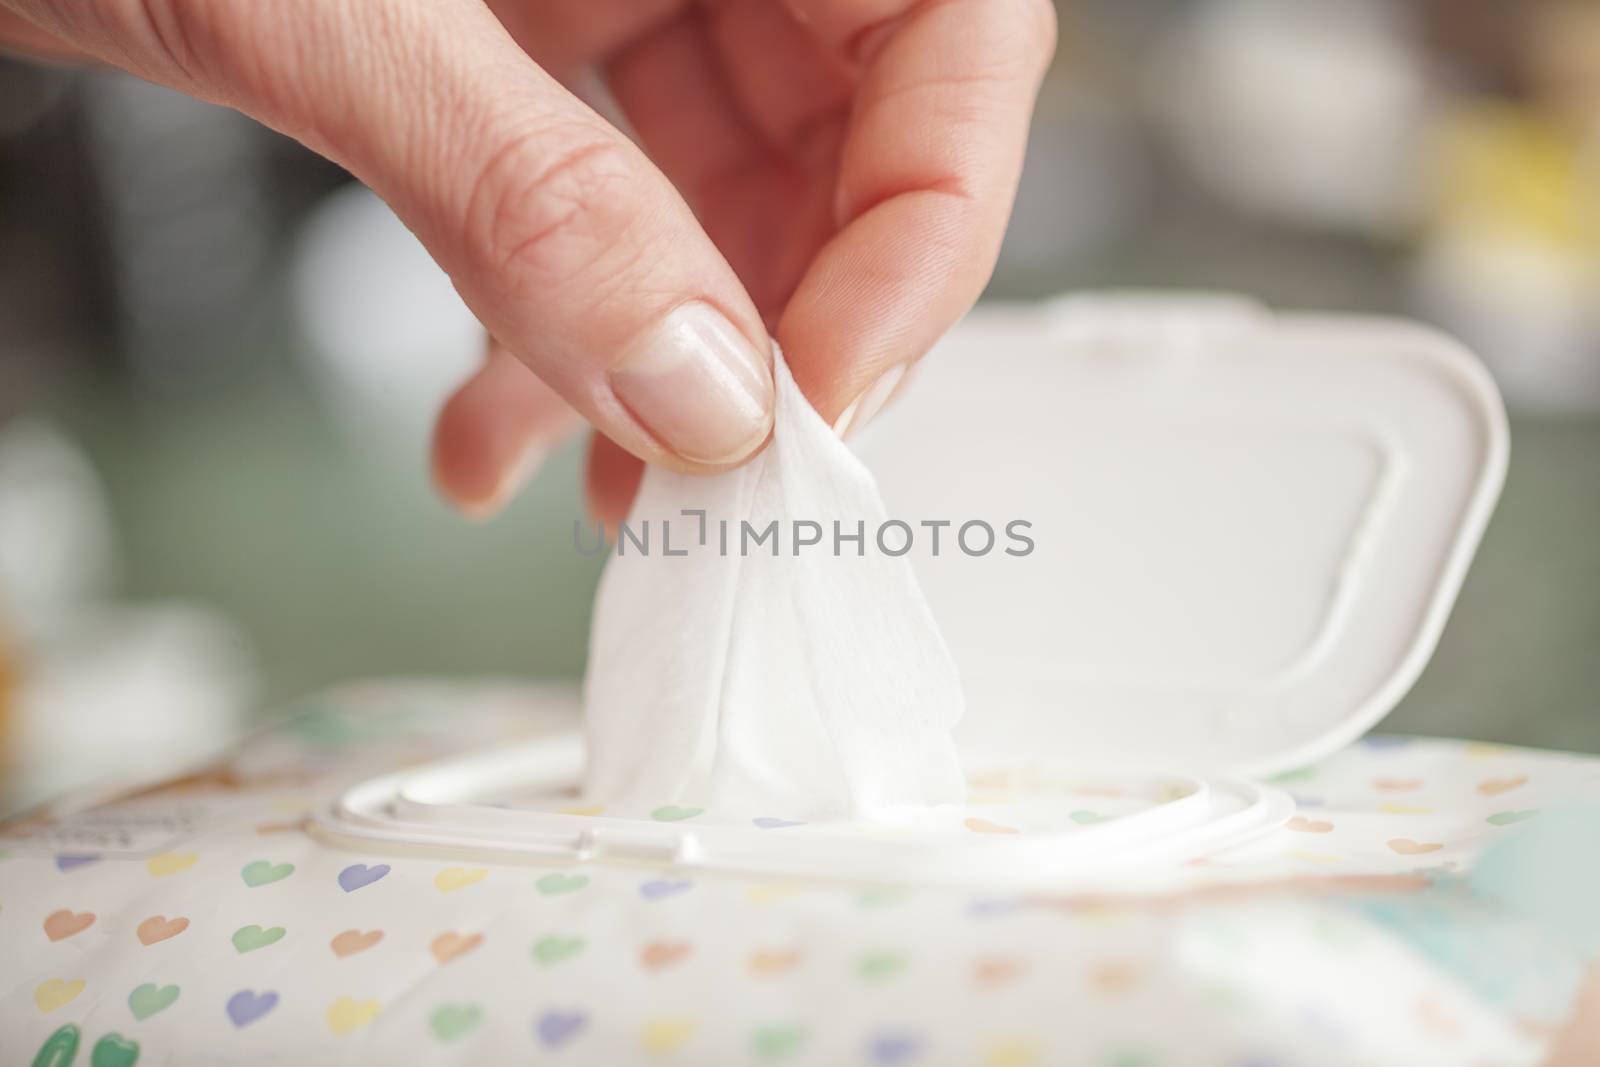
[582, 349, 966, 820]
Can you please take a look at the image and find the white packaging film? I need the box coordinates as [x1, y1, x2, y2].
[581, 349, 967, 820]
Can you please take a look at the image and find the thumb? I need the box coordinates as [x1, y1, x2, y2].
[7, 0, 775, 471]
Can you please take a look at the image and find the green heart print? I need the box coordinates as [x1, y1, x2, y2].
[240, 860, 294, 887]
[232, 925, 286, 953]
[430, 1004, 482, 1042]
[128, 983, 180, 1020]
[31, 1025, 80, 1067]
[532, 936, 585, 966]
[535, 873, 589, 896]
[91, 1034, 140, 1067]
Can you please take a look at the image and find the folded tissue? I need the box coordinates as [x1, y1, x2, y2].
[583, 350, 966, 819]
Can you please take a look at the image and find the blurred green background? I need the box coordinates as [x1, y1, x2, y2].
[1, 0, 1597, 805]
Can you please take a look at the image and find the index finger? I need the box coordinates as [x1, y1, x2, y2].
[776, 0, 1056, 427]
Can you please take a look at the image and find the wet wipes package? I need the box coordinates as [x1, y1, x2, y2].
[317, 294, 1507, 889]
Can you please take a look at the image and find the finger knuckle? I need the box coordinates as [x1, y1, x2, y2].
[121, 0, 217, 83]
[121, 0, 313, 111]
[466, 127, 639, 294]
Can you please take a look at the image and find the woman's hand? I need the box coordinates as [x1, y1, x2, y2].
[2, 0, 1054, 522]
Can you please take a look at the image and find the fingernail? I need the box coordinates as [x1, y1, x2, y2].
[833, 364, 907, 439]
[609, 302, 773, 465]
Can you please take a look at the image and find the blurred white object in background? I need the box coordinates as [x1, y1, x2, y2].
[1153, 0, 1431, 235]
[1414, 232, 1600, 412]
[289, 183, 482, 468]
[12, 604, 254, 804]
[0, 419, 255, 810]
[0, 419, 117, 637]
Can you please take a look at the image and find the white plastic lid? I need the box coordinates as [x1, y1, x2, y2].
[858, 293, 1508, 777]
[313, 294, 1505, 888]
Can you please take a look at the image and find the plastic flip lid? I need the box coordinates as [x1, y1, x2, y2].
[858, 293, 1508, 778]
[313, 294, 1505, 889]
